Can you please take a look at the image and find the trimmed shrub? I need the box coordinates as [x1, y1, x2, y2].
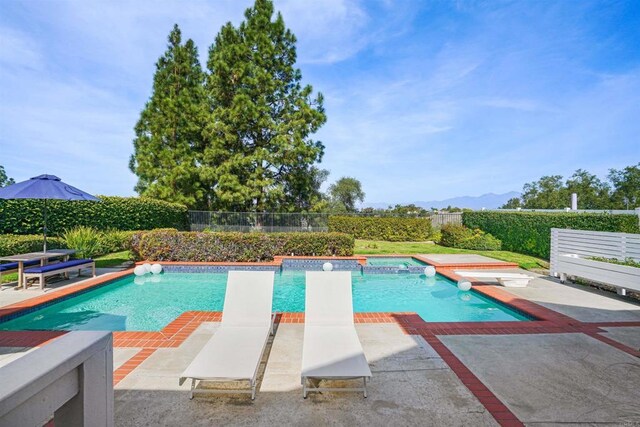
[63, 226, 103, 259]
[99, 229, 139, 254]
[328, 216, 432, 241]
[131, 230, 354, 262]
[463, 211, 640, 259]
[60, 227, 142, 258]
[0, 234, 67, 257]
[0, 196, 189, 235]
[440, 224, 502, 250]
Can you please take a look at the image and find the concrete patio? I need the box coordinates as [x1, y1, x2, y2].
[1, 265, 640, 426]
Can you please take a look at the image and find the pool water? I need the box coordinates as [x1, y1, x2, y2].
[0, 271, 528, 331]
[366, 257, 427, 267]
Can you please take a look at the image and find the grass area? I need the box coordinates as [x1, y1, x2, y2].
[355, 240, 548, 270]
[94, 250, 132, 268]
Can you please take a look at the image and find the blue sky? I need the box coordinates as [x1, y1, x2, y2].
[1, 0, 639, 205]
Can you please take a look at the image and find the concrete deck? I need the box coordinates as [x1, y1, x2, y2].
[2, 260, 640, 426]
[498, 272, 640, 322]
[0, 268, 123, 307]
[441, 333, 640, 425]
[418, 254, 513, 265]
[115, 322, 498, 426]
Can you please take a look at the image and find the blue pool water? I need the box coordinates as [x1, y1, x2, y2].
[0, 271, 529, 331]
[366, 257, 427, 267]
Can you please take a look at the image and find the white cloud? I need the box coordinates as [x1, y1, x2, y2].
[0, 27, 43, 70]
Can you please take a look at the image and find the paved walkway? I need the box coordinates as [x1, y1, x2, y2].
[115, 323, 499, 426]
[0, 268, 123, 307]
[2, 263, 640, 426]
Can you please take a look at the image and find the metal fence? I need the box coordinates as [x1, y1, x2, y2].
[189, 211, 331, 232]
[188, 208, 639, 233]
[188, 211, 463, 232]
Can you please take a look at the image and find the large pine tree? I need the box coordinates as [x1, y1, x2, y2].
[202, 0, 327, 212]
[129, 25, 208, 209]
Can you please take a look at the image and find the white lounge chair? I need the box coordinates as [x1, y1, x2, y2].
[301, 271, 372, 398]
[455, 271, 534, 287]
[179, 270, 275, 400]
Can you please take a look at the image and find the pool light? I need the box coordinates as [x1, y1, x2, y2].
[322, 262, 333, 271]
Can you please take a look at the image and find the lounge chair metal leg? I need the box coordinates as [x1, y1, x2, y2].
[190, 379, 195, 399]
[303, 378, 307, 399]
[363, 377, 368, 398]
[251, 381, 256, 400]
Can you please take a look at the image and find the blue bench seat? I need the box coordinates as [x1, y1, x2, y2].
[24, 259, 94, 274]
[0, 259, 40, 272]
[23, 259, 96, 290]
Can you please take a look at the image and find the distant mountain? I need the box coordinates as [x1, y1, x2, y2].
[363, 191, 520, 210]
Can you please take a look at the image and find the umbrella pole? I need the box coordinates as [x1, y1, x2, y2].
[43, 199, 47, 253]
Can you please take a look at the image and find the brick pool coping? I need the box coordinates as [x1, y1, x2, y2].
[2, 258, 639, 427]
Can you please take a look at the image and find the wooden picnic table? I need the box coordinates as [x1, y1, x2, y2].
[0, 249, 76, 289]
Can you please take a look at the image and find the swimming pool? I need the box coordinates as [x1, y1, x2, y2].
[0, 271, 529, 331]
[366, 257, 427, 267]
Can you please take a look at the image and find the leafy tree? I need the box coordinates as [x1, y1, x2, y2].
[609, 163, 640, 209]
[521, 175, 569, 208]
[565, 169, 610, 209]
[0, 166, 15, 187]
[386, 204, 429, 217]
[328, 177, 365, 212]
[202, 0, 326, 212]
[129, 25, 208, 209]
[282, 167, 329, 212]
[501, 197, 522, 209]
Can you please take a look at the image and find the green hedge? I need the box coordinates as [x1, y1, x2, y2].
[0, 196, 189, 235]
[131, 230, 354, 262]
[0, 234, 67, 257]
[440, 224, 502, 250]
[328, 216, 432, 241]
[463, 211, 640, 259]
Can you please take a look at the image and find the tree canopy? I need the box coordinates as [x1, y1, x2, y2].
[328, 177, 365, 212]
[0, 166, 14, 187]
[129, 25, 208, 209]
[502, 163, 640, 209]
[201, 0, 326, 212]
[130, 0, 326, 212]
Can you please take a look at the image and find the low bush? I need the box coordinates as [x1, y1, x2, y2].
[440, 224, 502, 250]
[588, 257, 640, 268]
[61, 227, 142, 258]
[99, 229, 139, 254]
[63, 226, 102, 259]
[463, 211, 640, 259]
[328, 216, 432, 241]
[131, 230, 354, 262]
[0, 196, 189, 235]
[0, 234, 67, 257]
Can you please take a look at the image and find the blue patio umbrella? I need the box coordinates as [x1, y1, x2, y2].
[0, 174, 99, 251]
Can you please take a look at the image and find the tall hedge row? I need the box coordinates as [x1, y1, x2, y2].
[0, 234, 67, 257]
[463, 211, 640, 259]
[131, 230, 354, 262]
[0, 196, 189, 235]
[328, 216, 432, 242]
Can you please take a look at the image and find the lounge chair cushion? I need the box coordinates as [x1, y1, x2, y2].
[302, 326, 371, 379]
[24, 259, 93, 274]
[181, 326, 271, 381]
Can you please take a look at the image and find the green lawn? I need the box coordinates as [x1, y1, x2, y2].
[355, 240, 548, 270]
[94, 250, 132, 268]
[1, 250, 132, 283]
